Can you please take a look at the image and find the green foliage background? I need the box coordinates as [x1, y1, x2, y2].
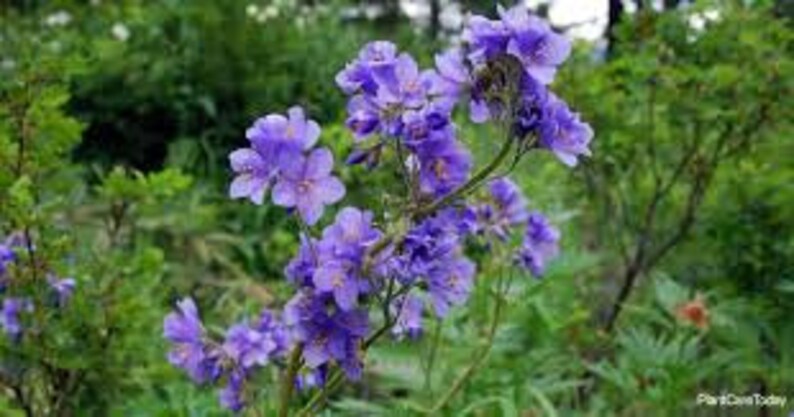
[0, 0, 791, 416]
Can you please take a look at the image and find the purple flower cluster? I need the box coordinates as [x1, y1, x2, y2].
[229, 107, 345, 225]
[163, 298, 289, 411]
[476, 177, 530, 239]
[516, 212, 561, 277]
[0, 233, 76, 341]
[459, 4, 592, 166]
[1, 298, 33, 341]
[386, 210, 477, 318]
[169, 5, 584, 414]
[337, 41, 473, 197]
[283, 207, 382, 379]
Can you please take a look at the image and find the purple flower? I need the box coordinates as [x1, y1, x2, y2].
[400, 108, 454, 151]
[296, 366, 327, 391]
[345, 95, 382, 140]
[336, 41, 399, 95]
[163, 298, 221, 383]
[231, 107, 324, 204]
[1, 298, 33, 340]
[499, 4, 571, 84]
[463, 15, 509, 65]
[321, 207, 382, 261]
[416, 138, 472, 197]
[514, 73, 550, 138]
[539, 94, 593, 167]
[285, 235, 319, 288]
[433, 49, 491, 122]
[272, 148, 346, 225]
[391, 295, 424, 339]
[396, 215, 461, 284]
[372, 53, 430, 109]
[223, 323, 278, 369]
[300, 309, 369, 380]
[312, 260, 360, 311]
[219, 369, 246, 412]
[246, 106, 320, 160]
[516, 212, 560, 277]
[0, 243, 15, 273]
[428, 257, 476, 317]
[228, 148, 274, 204]
[47, 274, 76, 307]
[479, 177, 529, 238]
[434, 49, 470, 99]
[223, 309, 288, 370]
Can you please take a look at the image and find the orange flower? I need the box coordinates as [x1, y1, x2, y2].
[675, 295, 710, 330]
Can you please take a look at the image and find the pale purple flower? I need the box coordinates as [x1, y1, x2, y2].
[372, 53, 430, 109]
[516, 212, 560, 277]
[480, 177, 529, 238]
[400, 108, 454, 151]
[246, 106, 320, 160]
[336, 41, 399, 95]
[428, 257, 476, 317]
[539, 94, 593, 167]
[223, 323, 278, 369]
[296, 366, 327, 391]
[285, 235, 319, 288]
[219, 369, 246, 412]
[300, 309, 368, 380]
[1, 298, 33, 340]
[416, 138, 472, 197]
[391, 295, 424, 339]
[499, 4, 571, 84]
[163, 298, 221, 383]
[433, 49, 490, 122]
[228, 148, 274, 204]
[272, 148, 346, 225]
[312, 260, 360, 311]
[321, 207, 382, 261]
[0, 243, 14, 279]
[345, 95, 382, 139]
[462, 15, 509, 65]
[47, 274, 76, 307]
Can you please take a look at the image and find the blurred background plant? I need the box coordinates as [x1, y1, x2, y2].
[0, 0, 792, 416]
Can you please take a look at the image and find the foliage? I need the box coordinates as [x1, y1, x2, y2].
[0, 0, 791, 416]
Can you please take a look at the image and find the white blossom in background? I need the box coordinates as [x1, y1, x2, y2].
[246, 3, 281, 23]
[111, 23, 130, 42]
[44, 10, 72, 27]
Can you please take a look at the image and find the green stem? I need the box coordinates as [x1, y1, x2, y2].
[278, 344, 304, 417]
[425, 273, 509, 414]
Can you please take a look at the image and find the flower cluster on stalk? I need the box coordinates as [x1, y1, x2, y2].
[165, 4, 589, 413]
[163, 298, 289, 412]
[0, 233, 75, 341]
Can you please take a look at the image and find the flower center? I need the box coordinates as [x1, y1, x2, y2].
[298, 181, 312, 194]
[331, 272, 345, 289]
[433, 159, 448, 180]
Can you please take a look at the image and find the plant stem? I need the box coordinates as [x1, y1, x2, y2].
[277, 344, 304, 417]
[425, 273, 509, 414]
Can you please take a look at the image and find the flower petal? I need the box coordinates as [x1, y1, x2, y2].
[272, 180, 298, 207]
